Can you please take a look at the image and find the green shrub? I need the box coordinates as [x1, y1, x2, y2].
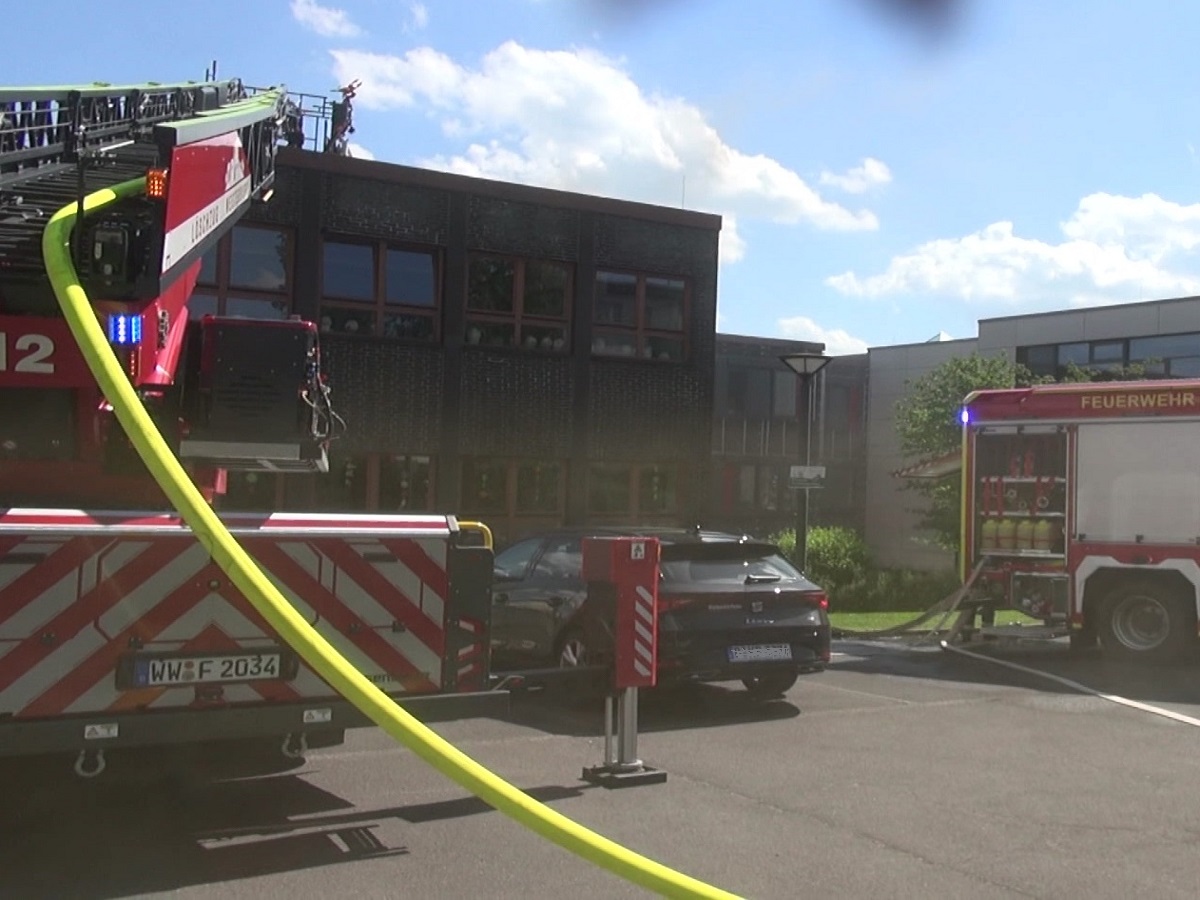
[770, 526, 960, 612]
[771, 526, 869, 592]
[833, 567, 962, 613]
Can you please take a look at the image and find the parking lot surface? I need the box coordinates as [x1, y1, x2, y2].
[5, 638, 1200, 899]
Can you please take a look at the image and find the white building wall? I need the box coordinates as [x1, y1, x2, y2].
[864, 337, 978, 570]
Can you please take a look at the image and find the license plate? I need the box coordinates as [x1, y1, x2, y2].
[728, 643, 793, 663]
[132, 652, 283, 687]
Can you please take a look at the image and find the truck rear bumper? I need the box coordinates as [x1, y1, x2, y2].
[0, 689, 510, 758]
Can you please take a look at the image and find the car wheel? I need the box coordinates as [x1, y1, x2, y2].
[1097, 577, 1196, 664]
[741, 672, 798, 699]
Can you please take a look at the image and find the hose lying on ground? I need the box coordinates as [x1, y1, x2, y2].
[831, 560, 988, 641]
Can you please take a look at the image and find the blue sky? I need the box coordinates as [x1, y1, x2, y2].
[9, 0, 1200, 353]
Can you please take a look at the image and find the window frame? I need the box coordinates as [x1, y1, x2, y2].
[459, 457, 568, 517]
[319, 236, 442, 342]
[193, 224, 294, 321]
[464, 253, 573, 353]
[586, 461, 682, 517]
[592, 269, 689, 362]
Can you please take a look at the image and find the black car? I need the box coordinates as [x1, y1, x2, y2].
[489, 528, 831, 698]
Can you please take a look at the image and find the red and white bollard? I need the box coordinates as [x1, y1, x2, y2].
[580, 536, 667, 788]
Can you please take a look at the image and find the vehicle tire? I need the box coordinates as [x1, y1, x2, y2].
[741, 672, 798, 699]
[1097, 577, 1197, 664]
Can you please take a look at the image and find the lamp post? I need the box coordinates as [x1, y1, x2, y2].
[780, 351, 831, 572]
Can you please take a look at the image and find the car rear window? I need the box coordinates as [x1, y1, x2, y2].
[658, 545, 804, 586]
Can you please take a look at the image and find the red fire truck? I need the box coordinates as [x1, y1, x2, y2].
[0, 79, 497, 777]
[960, 379, 1200, 663]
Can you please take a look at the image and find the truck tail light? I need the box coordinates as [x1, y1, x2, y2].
[146, 168, 169, 200]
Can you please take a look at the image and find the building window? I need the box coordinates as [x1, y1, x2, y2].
[516, 461, 562, 513]
[379, 454, 432, 511]
[230, 227, 289, 292]
[314, 452, 369, 511]
[462, 459, 509, 514]
[193, 225, 293, 320]
[593, 271, 686, 361]
[1129, 333, 1200, 376]
[461, 458, 565, 516]
[587, 462, 680, 515]
[320, 238, 439, 341]
[638, 464, 677, 514]
[465, 255, 571, 352]
[1017, 344, 1057, 378]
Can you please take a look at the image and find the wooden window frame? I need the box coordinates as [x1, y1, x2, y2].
[592, 270, 689, 362]
[319, 236, 442, 342]
[459, 457, 568, 517]
[465, 254, 572, 353]
[193, 224, 294, 319]
[586, 461, 681, 516]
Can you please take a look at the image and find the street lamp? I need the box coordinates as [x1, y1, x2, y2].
[780, 351, 831, 572]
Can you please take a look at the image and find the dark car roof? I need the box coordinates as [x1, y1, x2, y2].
[500, 526, 780, 550]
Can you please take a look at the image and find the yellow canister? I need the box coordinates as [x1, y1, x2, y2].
[997, 518, 1017, 550]
[980, 518, 999, 551]
[1032, 518, 1055, 552]
[1015, 519, 1035, 551]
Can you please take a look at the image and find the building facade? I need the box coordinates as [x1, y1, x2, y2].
[707, 337, 866, 540]
[709, 334, 819, 539]
[196, 148, 722, 546]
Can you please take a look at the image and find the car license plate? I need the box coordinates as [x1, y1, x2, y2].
[727, 643, 793, 663]
[132, 652, 283, 687]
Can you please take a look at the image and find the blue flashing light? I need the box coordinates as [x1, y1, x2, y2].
[959, 406, 971, 426]
[108, 313, 142, 346]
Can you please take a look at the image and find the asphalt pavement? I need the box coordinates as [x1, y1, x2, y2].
[5, 637, 1200, 899]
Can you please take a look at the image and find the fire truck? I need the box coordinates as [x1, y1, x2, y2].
[960, 379, 1200, 663]
[0, 79, 497, 776]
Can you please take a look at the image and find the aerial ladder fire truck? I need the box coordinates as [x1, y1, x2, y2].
[0, 78, 496, 778]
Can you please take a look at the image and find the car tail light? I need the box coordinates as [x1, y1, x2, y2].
[811, 591, 828, 610]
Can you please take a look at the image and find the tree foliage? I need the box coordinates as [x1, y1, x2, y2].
[894, 353, 1034, 460]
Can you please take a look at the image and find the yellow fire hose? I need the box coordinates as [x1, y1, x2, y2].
[43, 179, 740, 900]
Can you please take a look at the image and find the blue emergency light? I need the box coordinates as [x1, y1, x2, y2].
[108, 313, 142, 346]
[959, 406, 971, 425]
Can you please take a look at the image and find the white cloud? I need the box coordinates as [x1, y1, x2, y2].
[777, 315, 869, 355]
[291, 0, 360, 37]
[819, 157, 892, 194]
[346, 142, 375, 161]
[408, 2, 429, 29]
[826, 192, 1200, 306]
[329, 42, 880, 261]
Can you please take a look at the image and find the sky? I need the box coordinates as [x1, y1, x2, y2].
[9, 0, 1200, 354]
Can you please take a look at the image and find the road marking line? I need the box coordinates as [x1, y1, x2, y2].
[940, 641, 1200, 728]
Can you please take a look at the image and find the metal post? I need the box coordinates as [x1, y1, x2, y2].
[603, 693, 616, 766]
[616, 686, 641, 770]
[781, 352, 830, 575]
[795, 373, 812, 573]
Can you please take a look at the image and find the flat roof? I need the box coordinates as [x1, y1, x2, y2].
[279, 148, 723, 231]
[979, 294, 1200, 324]
[716, 332, 824, 351]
